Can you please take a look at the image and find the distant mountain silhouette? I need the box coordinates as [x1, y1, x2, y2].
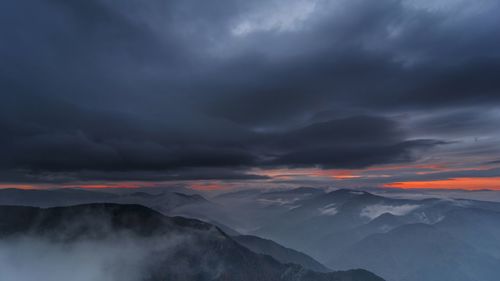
[251, 189, 500, 281]
[331, 223, 500, 281]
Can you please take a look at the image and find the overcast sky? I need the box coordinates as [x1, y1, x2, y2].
[1, 0, 500, 190]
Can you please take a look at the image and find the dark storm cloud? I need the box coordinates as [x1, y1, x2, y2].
[257, 116, 446, 168]
[1, 0, 499, 183]
[271, 139, 445, 169]
[197, 0, 500, 126]
[0, 168, 268, 184]
[201, 47, 500, 127]
[77, 168, 269, 182]
[0, 96, 257, 172]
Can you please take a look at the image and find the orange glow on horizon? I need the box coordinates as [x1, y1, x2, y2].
[61, 182, 160, 189]
[0, 184, 38, 190]
[385, 177, 500, 190]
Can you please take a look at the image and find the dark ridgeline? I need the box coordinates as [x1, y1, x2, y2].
[0, 203, 384, 281]
[233, 234, 331, 273]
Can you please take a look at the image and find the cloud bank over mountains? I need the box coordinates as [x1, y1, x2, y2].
[1, 0, 500, 187]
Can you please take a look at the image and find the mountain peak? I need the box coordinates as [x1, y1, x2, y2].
[0, 203, 216, 239]
[327, 189, 373, 197]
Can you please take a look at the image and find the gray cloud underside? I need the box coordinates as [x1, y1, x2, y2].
[1, 0, 500, 183]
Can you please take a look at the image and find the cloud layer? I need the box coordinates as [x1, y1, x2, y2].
[1, 0, 500, 186]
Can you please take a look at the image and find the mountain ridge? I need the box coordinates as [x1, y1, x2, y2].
[0, 203, 385, 281]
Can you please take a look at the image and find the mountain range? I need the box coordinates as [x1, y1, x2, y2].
[251, 188, 500, 281]
[0, 203, 383, 281]
[3, 186, 500, 281]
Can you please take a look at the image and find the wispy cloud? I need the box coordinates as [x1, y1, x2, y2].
[361, 204, 420, 220]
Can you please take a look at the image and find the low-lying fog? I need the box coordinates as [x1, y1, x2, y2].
[0, 234, 188, 281]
